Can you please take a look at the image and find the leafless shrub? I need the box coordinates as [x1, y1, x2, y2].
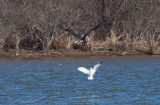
[0, 0, 160, 55]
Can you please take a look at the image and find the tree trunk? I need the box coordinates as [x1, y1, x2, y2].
[16, 38, 20, 56]
[46, 36, 54, 52]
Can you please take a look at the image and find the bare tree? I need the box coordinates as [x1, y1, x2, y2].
[5, 0, 31, 56]
[0, 0, 8, 49]
[120, 0, 160, 53]
[29, 0, 67, 53]
[0, 0, 160, 56]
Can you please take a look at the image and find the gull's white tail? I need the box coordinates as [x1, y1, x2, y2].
[77, 62, 103, 80]
[88, 75, 93, 80]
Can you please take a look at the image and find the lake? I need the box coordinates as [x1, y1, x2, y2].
[0, 56, 160, 104]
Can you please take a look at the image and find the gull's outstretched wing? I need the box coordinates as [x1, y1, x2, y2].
[93, 62, 103, 72]
[77, 67, 90, 75]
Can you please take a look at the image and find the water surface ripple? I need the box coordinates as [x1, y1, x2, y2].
[0, 56, 160, 104]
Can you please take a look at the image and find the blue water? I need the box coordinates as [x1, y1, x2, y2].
[0, 56, 160, 104]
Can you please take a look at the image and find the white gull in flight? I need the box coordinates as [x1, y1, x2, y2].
[77, 62, 103, 80]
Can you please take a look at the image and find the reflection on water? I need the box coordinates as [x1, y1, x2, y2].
[0, 56, 160, 104]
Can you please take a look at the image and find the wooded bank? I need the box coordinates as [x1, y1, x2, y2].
[0, 0, 160, 58]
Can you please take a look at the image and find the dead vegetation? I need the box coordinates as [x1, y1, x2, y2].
[0, 0, 160, 58]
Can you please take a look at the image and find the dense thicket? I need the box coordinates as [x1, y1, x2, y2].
[0, 0, 160, 55]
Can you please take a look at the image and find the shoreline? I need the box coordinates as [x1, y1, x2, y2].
[0, 49, 156, 60]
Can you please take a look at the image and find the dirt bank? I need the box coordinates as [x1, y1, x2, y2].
[0, 49, 151, 60]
